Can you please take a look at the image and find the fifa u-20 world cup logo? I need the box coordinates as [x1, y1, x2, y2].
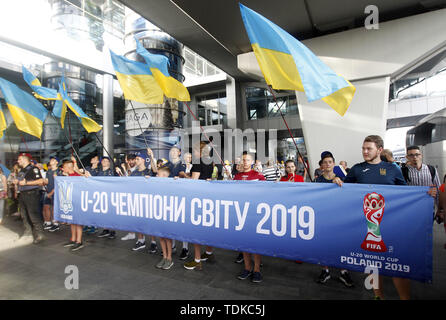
[361, 192, 387, 253]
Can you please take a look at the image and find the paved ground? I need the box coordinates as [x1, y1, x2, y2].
[0, 214, 445, 300]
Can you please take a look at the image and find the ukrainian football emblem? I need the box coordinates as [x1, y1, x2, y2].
[361, 192, 387, 253]
[59, 181, 74, 214]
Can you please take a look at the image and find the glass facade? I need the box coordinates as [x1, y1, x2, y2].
[390, 68, 446, 101]
[183, 47, 223, 79]
[41, 61, 103, 163]
[246, 87, 298, 120]
[406, 115, 446, 146]
[196, 92, 227, 127]
[0, 0, 228, 169]
[49, 0, 125, 52]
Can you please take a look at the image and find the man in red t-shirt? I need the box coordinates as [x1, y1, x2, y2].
[234, 153, 265, 283]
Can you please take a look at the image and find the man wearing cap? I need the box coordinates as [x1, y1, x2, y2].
[320, 151, 347, 179]
[43, 156, 61, 232]
[13, 153, 45, 244]
[97, 156, 118, 239]
[314, 151, 354, 287]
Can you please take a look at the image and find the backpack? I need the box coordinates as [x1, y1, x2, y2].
[401, 163, 436, 183]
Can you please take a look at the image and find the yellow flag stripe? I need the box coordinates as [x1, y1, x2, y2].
[7, 103, 44, 139]
[64, 100, 102, 133]
[116, 72, 164, 104]
[80, 117, 102, 133]
[151, 69, 191, 101]
[252, 43, 304, 91]
[30, 78, 41, 86]
[321, 82, 356, 116]
[0, 110, 6, 138]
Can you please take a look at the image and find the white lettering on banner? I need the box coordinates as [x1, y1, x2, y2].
[175, 197, 186, 223]
[79, 191, 316, 238]
[341, 253, 411, 273]
[202, 199, 214, 227]
[256, 203, 315, 239]
[191, 198, 201, 225]
[128, 193, 138, 217]
[234, 201, 249, 231]
[153, 195, 163, 220]
[221, 200, 233, 229]
[111, 192, 118, 214]
[119, 192, 127, 216]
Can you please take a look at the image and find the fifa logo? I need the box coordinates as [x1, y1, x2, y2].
[361, 192, 387, 253]
[59, 181, 74, 214]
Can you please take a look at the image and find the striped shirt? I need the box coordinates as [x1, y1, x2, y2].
[407, 163, 441, 208]
[406, 164, 441, 188]
[262, 166, 280, 181]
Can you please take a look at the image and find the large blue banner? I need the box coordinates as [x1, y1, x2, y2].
[54, 176, 433, 282]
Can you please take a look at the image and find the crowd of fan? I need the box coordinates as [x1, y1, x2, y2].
[0, 134, 445, 300]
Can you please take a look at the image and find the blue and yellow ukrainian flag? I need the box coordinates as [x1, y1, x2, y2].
[0, 104, 7, 138]
[239, 4, 355, 116]
[54, 76, 102, 133]
[109, 50, 164, 104]
[52, 88, 67, 129]
[22, 66, 61, 101]
[0, 77, 48, 139]
[134, 38, 190, 102]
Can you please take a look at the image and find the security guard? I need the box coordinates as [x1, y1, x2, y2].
[13, 153, 45, 244]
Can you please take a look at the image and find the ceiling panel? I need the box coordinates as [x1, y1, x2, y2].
[119, 0, 446, 79]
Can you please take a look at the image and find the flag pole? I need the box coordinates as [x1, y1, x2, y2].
[266, 86, 313, 182]
[48, 111, 88, 173]
[183, 101, 232, 180]
[67, 109, 73, 157]
[92, 131, 116, 172]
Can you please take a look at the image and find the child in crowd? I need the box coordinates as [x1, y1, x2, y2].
[154, 166, 174, 270]
[61, 158, 86, 252]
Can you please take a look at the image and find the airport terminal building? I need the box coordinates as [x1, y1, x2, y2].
[0, 0, 445, 178]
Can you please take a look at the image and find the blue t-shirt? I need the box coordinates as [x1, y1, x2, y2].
[86, 166, 100, 176]
[167, 161, 186, 178]
[130, 168, 150, 177]
[316, 174, 342, 183]
[46, 168, 61, 192]
[344, 161, 406, 185]
[97, 168, 117, 177]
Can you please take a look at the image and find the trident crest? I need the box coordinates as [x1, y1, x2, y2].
[361, 192, 387, 253]
[59, 181, 74, 214]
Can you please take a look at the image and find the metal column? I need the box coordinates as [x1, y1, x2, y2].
[102, 73, 114, 159]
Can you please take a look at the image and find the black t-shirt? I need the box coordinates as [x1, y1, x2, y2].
[191, 160, 214, 180]
[18, 164, 42, 192]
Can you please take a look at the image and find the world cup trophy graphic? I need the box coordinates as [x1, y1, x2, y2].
[361, 192, 387, 253]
